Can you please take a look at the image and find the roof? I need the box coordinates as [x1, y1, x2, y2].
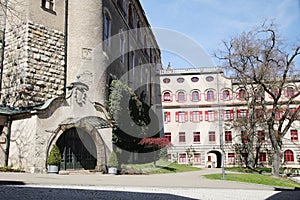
[60, 116, 111, 129]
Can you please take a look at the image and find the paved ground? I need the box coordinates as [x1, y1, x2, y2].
[0, 168, 300, 199]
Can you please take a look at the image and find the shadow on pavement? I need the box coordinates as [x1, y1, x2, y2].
[0, 181, 25, 185]
[266, 187, 300, 200]
[0, 185, 197, 200]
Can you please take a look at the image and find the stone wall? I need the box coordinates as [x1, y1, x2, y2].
[1, 21, 65, 107]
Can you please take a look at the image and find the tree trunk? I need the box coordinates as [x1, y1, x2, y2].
[272, 149, 281, 177]
[153, 150, 157, 167]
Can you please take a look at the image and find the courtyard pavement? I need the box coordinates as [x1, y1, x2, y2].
[0, 168, 300, 199]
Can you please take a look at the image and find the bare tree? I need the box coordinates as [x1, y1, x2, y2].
[217, 21, 300, 176]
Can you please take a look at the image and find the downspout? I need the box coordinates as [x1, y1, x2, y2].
[63, 0, 69, 95]
[0, 0, 8, 99]
[4, 115, 12, 167]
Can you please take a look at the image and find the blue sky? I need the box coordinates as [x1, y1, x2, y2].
[140, 0, 300, 69]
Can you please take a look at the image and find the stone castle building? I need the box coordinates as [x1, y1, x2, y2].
[0, 0, 162, 173]
[161, 66, 300, 168]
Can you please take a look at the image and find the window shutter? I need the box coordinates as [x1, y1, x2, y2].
[184, 94, 187, 101]
[220, 92, 224, 100]
[237, 109, 240, 117]
[175, 112, 179, 122]
[229, 93, 232, 100]
[175, 94, 178, 102]
[205, 111, 209, 121]
[167, 112, 171, 122]
[170, 94, 173, 102]
[214, 110, 218, 121]
[199, 111, 203, 121]
[161, 94, 165, 102]
[199, 93, 201, 101]
[204, 93, 208, 101]
[230, 110, 234, 120]
[190, 111, 193, 122]
[185, 112, 188, 122]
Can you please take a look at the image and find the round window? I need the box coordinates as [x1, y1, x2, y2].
[163, 78, 171, 84]
[206, 76, 214, 82]
[191, 77, 199, 82]
[177, 77, 185, 83]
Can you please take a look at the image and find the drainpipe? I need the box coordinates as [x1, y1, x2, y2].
[4, 115, 12, 167]
[0, 0, 8, 98]
[63, 0, 69, 95]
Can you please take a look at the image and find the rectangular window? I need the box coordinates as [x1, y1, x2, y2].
[164, 132, 171, 142]
[242, 131, 248, 143]
[179, 132, 186, 143]
[255, 109, 265, 120]
[260, 152, 267, 162]
[291, 130, 298, 141]
[176, 111, 188, 123]
[119, 34, 125, 62]
[167, 154, 172, 161]
[194, 153, 201, 164]
[190, 111, 203, 122]
[208, 131, 216, 142]
[164, 112, 171, 123]
[193, 132, 200, 143]
[257, 131, 265, 142]
[223, 110, 234, 121]
[237, 109, 248, 118]
[228, 153, 235, 164]
[242, 153, 248, 164]
[42, 0, 54, 10]
[225, 131, 232, 142]
[205, 110, 218, 122]
[207, 155, 211, 162]
[179, 153, 186, 164]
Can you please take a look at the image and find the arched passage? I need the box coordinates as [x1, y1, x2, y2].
[56, 127, 97, 170]
[207, 150, 222, 168]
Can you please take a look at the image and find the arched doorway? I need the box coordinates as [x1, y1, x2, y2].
[207, 150, 222, 168]
[56, 127, 97, 170]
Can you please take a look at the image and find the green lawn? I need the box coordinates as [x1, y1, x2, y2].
[150, 163, 201, 174]
[121, 160, 201, 174]
[204, 173, 300, 188]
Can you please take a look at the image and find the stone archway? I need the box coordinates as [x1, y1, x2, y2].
[207, 150, 222, 168]
[56, 127, 97, 170]
[48, 116, 112, 171]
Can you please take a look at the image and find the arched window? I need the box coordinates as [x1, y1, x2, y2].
[177, 91, 186, 102]
[285, 86, 295, 98]
[221, 89, 232, 100]
[284, 150, 294, 162]
[162, 91, 172, 102]
[237, 88, 246, 100]
[205, 90, 215, 101]
[191, 90, 200, 101]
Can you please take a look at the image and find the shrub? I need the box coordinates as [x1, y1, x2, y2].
[108, 151, 119, 167]
[47, 144, 61, 165]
